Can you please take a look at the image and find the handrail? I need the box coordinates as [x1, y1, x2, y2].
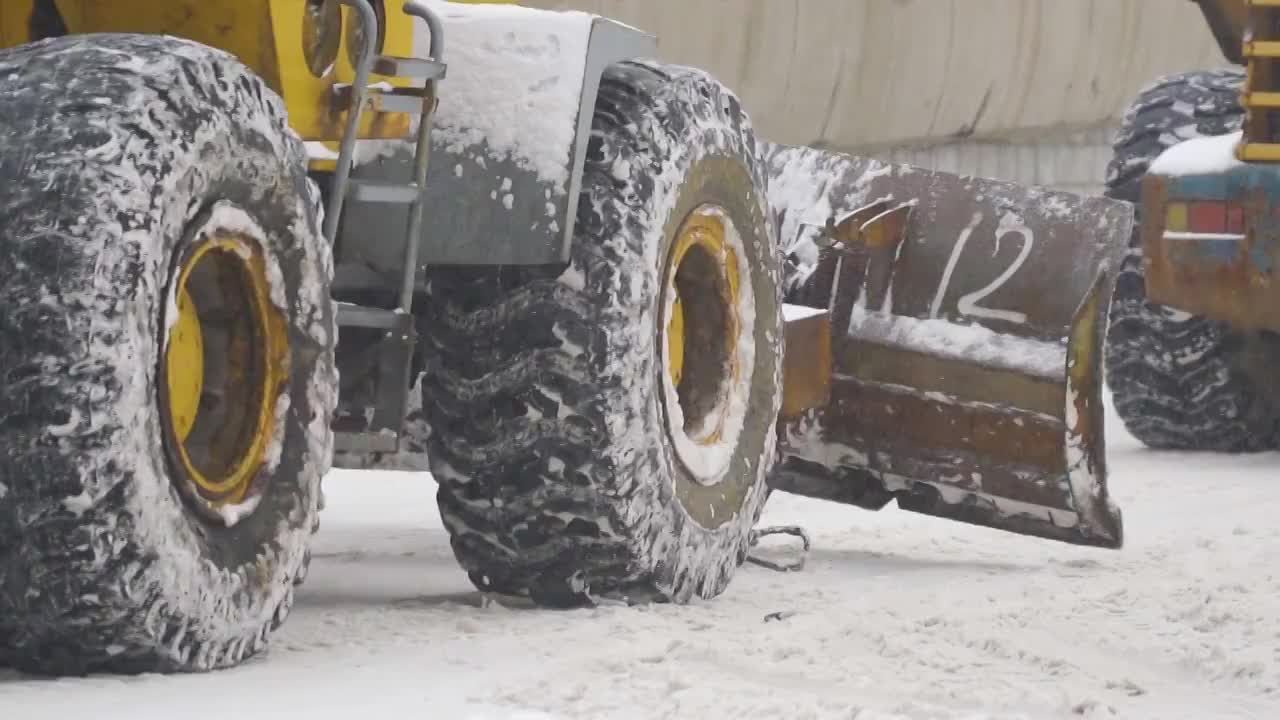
[324, 0, 381, 245]
[403, 0, 445, 61]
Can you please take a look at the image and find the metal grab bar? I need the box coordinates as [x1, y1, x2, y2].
[396, 0, 446, 311]
[324, 0, 381, 245]
[403, 0, 445, 62]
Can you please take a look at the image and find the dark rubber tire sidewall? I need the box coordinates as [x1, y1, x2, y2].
[424, 60, 784, 606]
[0, 34, 336, 674]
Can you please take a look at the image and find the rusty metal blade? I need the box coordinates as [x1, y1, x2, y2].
[768, 143, 1133, 549]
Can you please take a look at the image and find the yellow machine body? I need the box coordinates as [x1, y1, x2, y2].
[0, 0, 429, 141]
[0, 0, 1140, 552]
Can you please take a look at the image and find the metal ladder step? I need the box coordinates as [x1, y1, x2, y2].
[1245, 90, 1280, 108]
[332, 84, 434, 115]
[330, 83, 430, 113]
[373, 55, 447, 80]
[348, 180, 423, 204]
[336, 302, 415, 331]
[1245, 40, 1280, 58]
[1243, 0, 1280, 152]
[1237, 142, 1280, 161]
[371, 89, 433, 114]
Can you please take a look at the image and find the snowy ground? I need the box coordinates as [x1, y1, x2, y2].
[3, 399, 1279, 720]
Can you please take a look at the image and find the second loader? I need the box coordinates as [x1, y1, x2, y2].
[0, 0, 1133, 675]
[1105, 0, 1280, 452]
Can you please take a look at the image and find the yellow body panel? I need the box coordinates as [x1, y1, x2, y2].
[168, 287, 205, 442]
[5, 1, 424, 141]
[54, 0, 278, 75]
[263, 1, 416, 140]
[4, 1, 514, 141]
[0, 1, 38, 49]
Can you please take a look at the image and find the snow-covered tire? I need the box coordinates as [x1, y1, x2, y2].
[422, 61, 784, 606]
[0, 35, 337, 674]
[1104, 68, 1280, 451]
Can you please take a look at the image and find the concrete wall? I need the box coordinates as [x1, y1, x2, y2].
[526, 0, 1225, 149]
[523, 0, 1230, 193]
[874, 127, 1116, 196]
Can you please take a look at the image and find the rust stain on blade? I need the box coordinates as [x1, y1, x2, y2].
[819, 375, 1070, 488]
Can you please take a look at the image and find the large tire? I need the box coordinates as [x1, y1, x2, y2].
[0, 35, 337, 674]
[422, 61, 784, 606]
[1104, 68, 1280, 451]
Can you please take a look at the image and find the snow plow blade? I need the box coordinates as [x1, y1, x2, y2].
[767, 144, 1132, 549]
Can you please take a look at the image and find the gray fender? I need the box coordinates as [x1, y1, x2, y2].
[336, 3, 656, 282]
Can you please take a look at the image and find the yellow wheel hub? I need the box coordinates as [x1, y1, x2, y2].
[167, 288, 205, 441]
[667, 293, 685, 387]
[161, 234, 290, 509]
[663, 205, 741, 448]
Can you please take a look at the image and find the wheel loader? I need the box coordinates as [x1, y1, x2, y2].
[0, 0, 1133, 675]
[1105, 0, 1280, 452]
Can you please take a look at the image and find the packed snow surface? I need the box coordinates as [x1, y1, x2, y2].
[4, 398, 1280, 719]
[1148, 130, 1244, 177]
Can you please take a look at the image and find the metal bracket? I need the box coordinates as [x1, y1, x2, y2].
[746, 526, 812, 573]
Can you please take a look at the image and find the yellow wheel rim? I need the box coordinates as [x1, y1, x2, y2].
[161, 234, 290, 508]
[167, 288, 205, 442]
[663, 206, 741, 448]
[667, 293, 685, 387]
